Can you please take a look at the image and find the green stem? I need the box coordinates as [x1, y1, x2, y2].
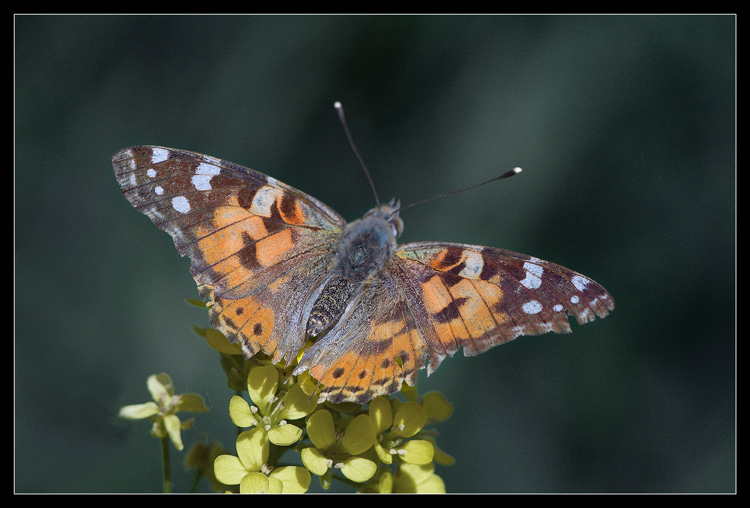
[161, 436, 171, 493]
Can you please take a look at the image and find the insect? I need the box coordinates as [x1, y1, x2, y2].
[112, 104, 613, 404]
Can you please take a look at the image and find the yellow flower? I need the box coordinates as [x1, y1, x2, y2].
[369, 397, 434, 465]
[119, 372, 208, 451]
[301, 409, 378, 485]
[229, 365, 318, 446]
[214, 428, 311, 493]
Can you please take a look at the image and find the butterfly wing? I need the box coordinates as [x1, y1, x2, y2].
[112, 146, 346, 364]
[392, 242, 615, 374]
[294, 241, 613, 403]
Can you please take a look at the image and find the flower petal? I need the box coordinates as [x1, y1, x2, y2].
[266, 475, 284, 493]
[247, 365, 279, 413]
[393, 462, 446, 493]
[296, 371, 319, 399]
[398, 439, 434, 465]
[270, 466, 311, 493]
[421, 391, 453, 422]
[300, 447, 329, 477]
[213, 454, 248, 485]
[229, 395, 258, 427]
[377, 471, 394, 493]
[175, 393, 209, 414]
[393, 401, 427, 438]
[236, 428, 268, 472]
[268, 423, 302, 446]
[239, 471, 270, 493]
[368, 396, 393, 434]
[147, 373, 174, 402]
[374, 443, 393, 465]
[341, 414, 376, 455]
[424, 436, 456, 466]
[163, 414, 184, 450]
[394, 462, 434, 489]
[340, 456, 377, 483]
[118, 401, 159, 419]
[278, 383, 318, 420]
[204, 328, 243, 355]
[306, 410, 335, 450]
[414, 473, 446, 494]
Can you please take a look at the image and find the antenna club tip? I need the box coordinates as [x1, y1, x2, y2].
[334, 101, 342, 109]
[513, 167, 522, 174]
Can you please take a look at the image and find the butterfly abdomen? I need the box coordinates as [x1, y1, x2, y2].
[306, 276, 357, 336]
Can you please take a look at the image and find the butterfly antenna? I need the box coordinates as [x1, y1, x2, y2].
[335, 101, 381, 208]
[395, 166, 523, 215]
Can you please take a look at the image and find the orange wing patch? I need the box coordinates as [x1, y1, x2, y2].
[255, 228, 295, 267]
[211, 293, 276, 358]
[420, 275, 469, 347]
[189, 182, 333, 300]
[416, 269, 511, 359]
[447, 279, 496, 336]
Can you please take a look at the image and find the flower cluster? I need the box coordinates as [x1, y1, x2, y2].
[120, 315, 454, 493]
[204, 325, 454, 493]
[298, 391, 454, 493]
[213, 363, 316, 493]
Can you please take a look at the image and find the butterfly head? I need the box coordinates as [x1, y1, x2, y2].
[364, 198, 404, 239]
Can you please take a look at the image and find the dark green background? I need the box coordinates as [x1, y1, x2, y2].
[15, 15, 735, 493]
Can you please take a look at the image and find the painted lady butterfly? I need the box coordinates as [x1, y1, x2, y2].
[113, 136, 613, 404]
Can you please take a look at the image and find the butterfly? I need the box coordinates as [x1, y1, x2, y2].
[113, 143, 613, 404]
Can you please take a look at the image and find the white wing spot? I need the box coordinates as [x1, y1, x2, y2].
[191, 163, 221, 191]
[570, 295, 580, 304]
[522, 300, 543, 315]
[553, 303, 563, 312]
[192, 175, 212, 191]
[572, 275, 590, 292]
[459, 250, 484, 278]
[154, 185, 164, 196]
[171, 195, 191, 213]
[150, 148, 169, 165]
[252, 186, 283, 216]
[520, 261, 544, 289]
[146, 168, 157, 178]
